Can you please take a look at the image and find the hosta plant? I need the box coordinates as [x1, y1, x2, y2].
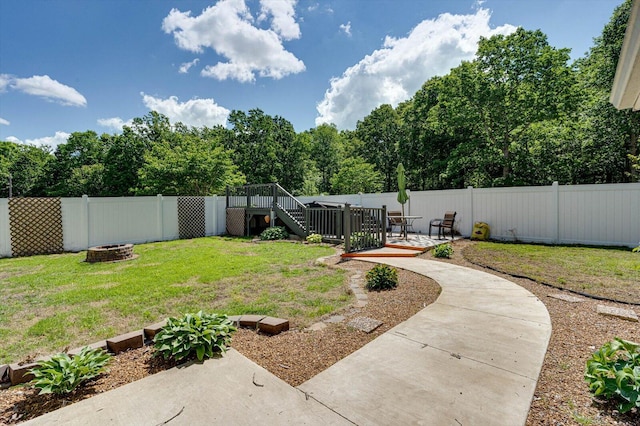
[306, 233, 322, 244]
[585, 337, 640, 414]
[365, 264, 398, 291]
[29, 347, 111, 395]
[433, 243, 454, 259]
[154, 311, 237, 362]
[260, 226, 289, 241]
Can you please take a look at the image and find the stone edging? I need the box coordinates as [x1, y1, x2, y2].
[1, 315, 290, 388]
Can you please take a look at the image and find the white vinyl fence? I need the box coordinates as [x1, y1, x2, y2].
[0, 195, 224, 257]
[299, 182, 640, 248]
[0, 182, 638, 257]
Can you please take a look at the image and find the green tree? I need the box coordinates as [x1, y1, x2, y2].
[226, 109, 278, 185]
[576, 0, 639, 182]
[330, 157, 383, 194]
[355, 104, 401, 192]
[271, 116, 307, 192]
[45, 131, 106, 196]
[102, 127, 149, 196]
[0, 141, 51, 197]
[137, 132, 244, 196]
[308, 123, 343, 194]
[434, 29, 576, 186]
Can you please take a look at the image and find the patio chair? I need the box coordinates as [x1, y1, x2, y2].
[387, 211, 405, 237]
[429, 211, 457, 239]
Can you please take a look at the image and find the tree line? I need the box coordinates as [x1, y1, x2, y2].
[1, 0, 638, 198]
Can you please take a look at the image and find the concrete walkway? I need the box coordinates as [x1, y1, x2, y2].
[24, 257, 551, 426]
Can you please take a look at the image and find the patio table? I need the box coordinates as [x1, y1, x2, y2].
[389, 215, 423, 240]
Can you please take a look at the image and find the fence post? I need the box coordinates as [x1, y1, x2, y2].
[82, 194, 90, 249]
[467, 186, 474, 237]
[382, 205, 387, 246]
[305, 208, 309, 236]
[551, 181, 559, 244]
[226, 186, 230, 209]
[156, 194, 164, 241]
[344, 203, 351, 252]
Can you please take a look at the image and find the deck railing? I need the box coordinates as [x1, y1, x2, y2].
[225, 184, 386, 252]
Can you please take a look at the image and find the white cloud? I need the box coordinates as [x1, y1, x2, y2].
[179, 58, 200, 74]
[315, 8, 516, 129]
[97, 117, 133, 131]
[2, 74, 86, 107]
[0, 117, 9, 126]
[0, 74, 10, 92]
[8, 131, 70, 149]
[258, 0, 300, 40]
[141, 93, 230, 127]
[339, 21, 351, 37]
[162, 0, 305, 83]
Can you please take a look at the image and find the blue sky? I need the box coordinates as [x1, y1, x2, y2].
[0, 0, 623, 148]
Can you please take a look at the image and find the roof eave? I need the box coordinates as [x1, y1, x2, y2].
[610, 0, 640, 110]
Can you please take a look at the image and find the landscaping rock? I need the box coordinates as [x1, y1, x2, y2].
[239, 315, 266, 328]
[257, 317, 290, 335]
[227, 315, 241, 325]
[325, 315, 345, 323]
[305, 322, 327, 331]
[347, 317, 383, 333]
[0, 365, 8, 383]
[548, 293, 585, 303]
[107, 330, 145, 354]
[596, 305, 638, 322]
[8, 362, 38, 385]
[143, 320, 168, 340]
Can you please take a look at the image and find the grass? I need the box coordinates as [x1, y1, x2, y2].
[463, 241, 640, 304]
[0, 237, 348, 364]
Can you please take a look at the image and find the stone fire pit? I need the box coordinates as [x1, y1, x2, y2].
[86, 244, 135, 263]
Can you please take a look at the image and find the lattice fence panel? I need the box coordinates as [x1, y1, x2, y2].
[177, 197, 206, 239]
[226, 208, 245, 236]
[9, 198, 64, 257]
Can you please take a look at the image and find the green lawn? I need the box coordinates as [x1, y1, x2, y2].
[0, 237, 347, 364]
[463, 242, 640, 304]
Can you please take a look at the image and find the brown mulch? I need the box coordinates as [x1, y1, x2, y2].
[2, 241, 639, 425]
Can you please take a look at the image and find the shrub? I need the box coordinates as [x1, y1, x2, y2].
[365, 264, 398, 291]
[433, 243, 454, 258]
[29, 347, 111, 395]
[306, 233, 322, 244]
[260, 226, 289, 241]
[154, 311, 237, 362]
[349, 232, 380, 249]
[584, 337, 640, 414]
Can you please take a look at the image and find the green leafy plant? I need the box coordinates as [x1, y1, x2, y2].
[260, 226, 289, 241]
[365, 264, 398, 291]
[433, 243, 454, 258]
[306, 233, 322, 244]
[154, 311, 237, 362]
[632, 242, 639, 253]
[29, 347, 111, 395]
[349, 232, 381, 249]
[584, 337, 640, 414]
